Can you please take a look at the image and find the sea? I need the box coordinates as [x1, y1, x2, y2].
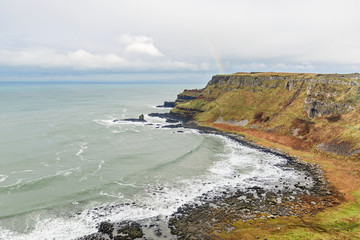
[0, 82, 313, 239]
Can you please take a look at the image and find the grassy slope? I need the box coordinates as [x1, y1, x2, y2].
[172, 73, 360, 239]
[174, 73, 360, 155]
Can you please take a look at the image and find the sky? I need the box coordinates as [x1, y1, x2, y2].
[1, 0, 360, 82]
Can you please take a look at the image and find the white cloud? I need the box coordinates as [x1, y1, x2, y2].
[274, 62, 314, 70]
[0, 49, 126, 69]
[119, 34, 163, 57]
[0, 48, 210, 72]
[227, 62, 267, 71]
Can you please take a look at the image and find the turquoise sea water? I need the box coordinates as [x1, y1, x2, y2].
[0, 82, 312, 239]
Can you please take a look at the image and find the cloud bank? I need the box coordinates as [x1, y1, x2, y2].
[0, 46, 207, 73]
[1, 0, 360, 80]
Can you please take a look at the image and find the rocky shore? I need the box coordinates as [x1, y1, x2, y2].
[76, 112, 343, 240]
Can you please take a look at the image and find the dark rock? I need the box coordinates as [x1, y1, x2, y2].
[317, 140, 360, 156]
[115, 221, 143, 240]
[148, 112, 172, 119]
[162, 124, 183, 129]
[154, 229, 162, 237]
[77, 233, 107, 240]
[123, 118, 146, 123]
[177, 95, 197, 100]
[165, 119, 179, 123]
[164, 101, 176, 108]
[115, 114, 147, 123]
[304, 97, 354, 119]
[98, 222, 114, 238]
[148, 112, 188, 122]
[157, 101, 176, 108]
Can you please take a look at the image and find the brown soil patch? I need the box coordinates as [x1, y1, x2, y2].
[326, 115, 342, 122]
[291, 118, 314, 136]
[211, 123, 311, 151]
[253, 112, 263, 122]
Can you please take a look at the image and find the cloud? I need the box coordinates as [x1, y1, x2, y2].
[0, 47, 210, 73]
[2, 0, 360, 77]
[119, 34, 163, 57]
[0, 49, 126, 69]
[274, 62, 314, 70]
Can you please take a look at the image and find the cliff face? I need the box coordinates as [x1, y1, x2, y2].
[171, 72, 360, 157]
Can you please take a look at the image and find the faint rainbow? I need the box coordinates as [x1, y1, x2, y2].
[208, 43, 225, 74]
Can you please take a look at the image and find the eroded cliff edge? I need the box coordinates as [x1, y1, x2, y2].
[172, 72, 360, 158]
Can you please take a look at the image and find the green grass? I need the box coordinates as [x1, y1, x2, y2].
[177, 90, 202, 98]
[216, 190, 360, 240]
[269, 190, 360, 240]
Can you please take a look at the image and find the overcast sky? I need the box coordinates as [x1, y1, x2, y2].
[1, 0, 360, 82]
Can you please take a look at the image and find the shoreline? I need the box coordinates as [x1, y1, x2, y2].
[167, 118, 343, 239]
[78, 113, 343, 240]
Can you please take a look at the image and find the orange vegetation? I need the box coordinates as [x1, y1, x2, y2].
[211, 123, 312, 151]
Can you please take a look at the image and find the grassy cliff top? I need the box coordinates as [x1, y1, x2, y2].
[210, 72, 360, 84]
[223, 72, 360, 77]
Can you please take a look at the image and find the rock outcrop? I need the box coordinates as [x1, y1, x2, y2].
[156, 101, 176, 108]
[304, 97, 355, 119]
[113, 114, 147, 123]
[78, 221, 143, 240]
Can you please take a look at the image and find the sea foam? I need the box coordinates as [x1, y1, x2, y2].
[0, 124, 313, 240]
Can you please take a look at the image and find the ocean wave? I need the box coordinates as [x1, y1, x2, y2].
[149, 138, 204, 172]
[0, 179, 23, 189]
[0, 126, 314, 239]
[92, 160, 104, 174]
[100, 190, 124, 199]
[0, 174, 8, 183]
[56, 166, 81, 177]
[93, 114, 177, 134]
[114, 181, 139, 188]
[76, 143, 88, 161]
[83, 134, 313, 225]
[0, 167, 81, 193]
[10, 170, 33, 174]
[0, 215, 97, 240]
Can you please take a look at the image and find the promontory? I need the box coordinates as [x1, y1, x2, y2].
[169, 72, 360, 239]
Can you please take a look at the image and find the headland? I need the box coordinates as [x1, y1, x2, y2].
[169, 72, 360, 239]
[79, 72, 360, 239]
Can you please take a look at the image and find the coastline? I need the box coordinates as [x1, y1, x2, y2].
[186, 122, 360, 239]
[78, 113, 343, 240]
[167, 117, 343, 239]
[169, 72, 360, 238]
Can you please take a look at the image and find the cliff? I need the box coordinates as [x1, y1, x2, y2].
[171, 72, 360, 158]
[170, 72, 360, 239]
